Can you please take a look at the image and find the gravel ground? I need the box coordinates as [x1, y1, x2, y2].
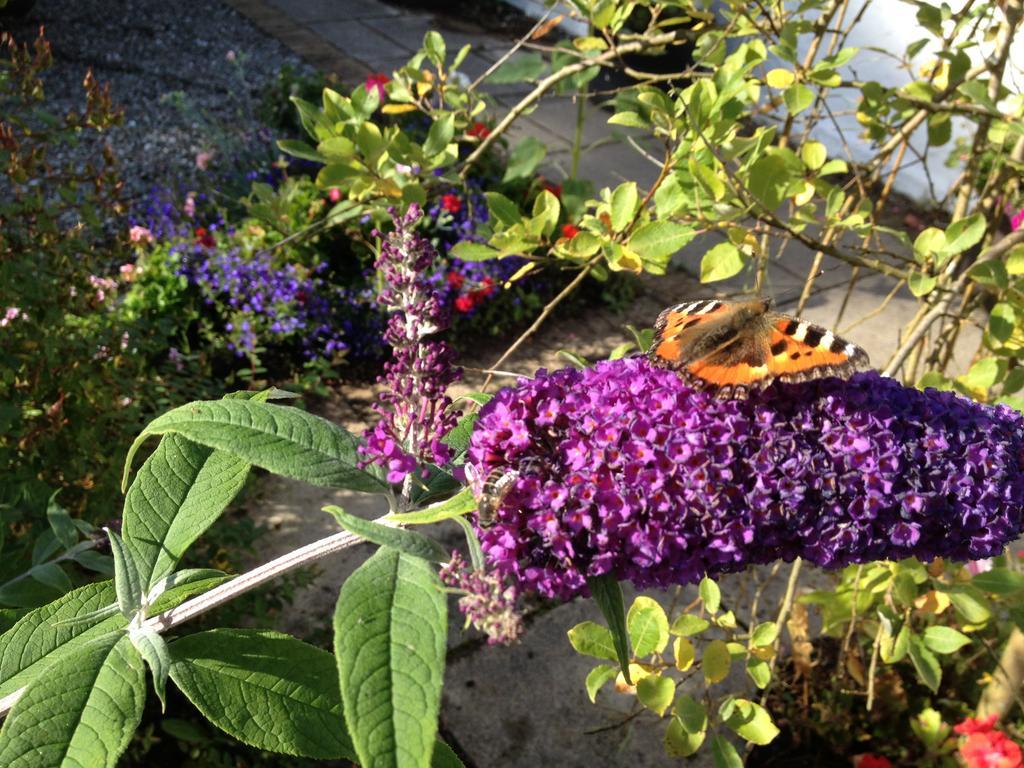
[2, 0, 311, 202]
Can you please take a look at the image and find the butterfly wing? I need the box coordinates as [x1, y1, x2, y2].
[760, 315, 870, 383]
[650, 299, 733, 367]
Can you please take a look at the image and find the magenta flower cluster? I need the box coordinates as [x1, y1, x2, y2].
[360, 205, 461, 485]
[467, 358, 1024, 600]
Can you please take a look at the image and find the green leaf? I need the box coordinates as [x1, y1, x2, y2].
[124, 399, 387, 495]
[0, 581, 125, 699]
[130, 625, 170, 710]
[959, 358, 1002, 393]
[628, 220, 695, 263]
[484, 192, 521, 227]
[123, 433, 249, 592]
[750, 622, 779, 647]
[675, 693, 708, 734]
[29, 562, 71, 593]
[989, 303, 1016, 345]
[422, 30, 446, 66]
[724, 699, 779, 745]
[170, 629, 355, 760]
[748, 155, 789, 211]
[584, 664, 617, 703]
[703, 639, 731, 684]
[972, 568, 1024, 594]
[46, 492, 77, 549]
[610, 182, 639, 232]
[334, 548, 447, 768]
[700, 242, 745, 283]
[488, 52, 546, 84]
[324, 506, 448, 563]
[665, 716, 705, 757]
[783, 83, 815, 115]
[942, 214, 986, 257]
[277, 138, 325, 163]
[671, 614, 711, 636]
[531, 189, 561, 238]
[636, 674, 675, 716]
[586, 574, 632, 683]
[969, 261, 1009, 290]
[914, 227, 946, 262]
[431, 740, 465, 768]
[922, 626, 971, 654]
[0, 633, 145, 768]
[711, 734, 744, 768]
[801, 141, 827, 171]
[699, 576, 721, 613]
[106, 528, 143, 619]
[627, 596, 669, 657]
[908, 271, 937, 297]
[908, 635, 941, 692]
[449, 241, 500, 262]
[502, 137, 547, 183]
[423, 113, 455, 158]
[387, 488, 476, 526]
[567, 621, 618, 662]
[747, 657, 772, 688]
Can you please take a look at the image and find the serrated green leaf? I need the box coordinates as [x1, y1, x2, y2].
[628, 596, 669, 657]
[334, 548, 447, 768]
[703, 639, 731, 684]
[586, 574, 632, 683]
[0, 581, 125, 699]
[584, 664, 617, 703]
[636, 674, 675, 716]
[567, 621, 618, 662]
[0, 633, 145, 768]
[628, 220, 695, 263]
[324, 506, 448, 563]
[610, 182, 639, 232]
[922, 626, 971, 654]
[130, 625, 170, 710]
[124, 399, 387, 494]
[123, 434, 249, 592]
[699, 576, 721, 613]
[170, 629, 355, 760]
[724, 699, 779, 745]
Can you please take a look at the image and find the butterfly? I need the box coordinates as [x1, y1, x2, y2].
[648, 297, 870, 398]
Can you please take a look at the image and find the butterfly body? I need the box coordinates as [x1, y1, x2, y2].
[649, 298, 870, 398]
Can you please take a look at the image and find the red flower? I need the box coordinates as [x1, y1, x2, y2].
[561, 223, 580, 239]
[194, 227, 216, 248]
[446, 271, 465, 290]
[441, 194, 462, 215]
[956, 715, 1001, 735]
[365, 73, 390, 101]
[328, 187, 342, 203]
[454, 294, 474, 313]
[541, 180, 562, 199]
[857, 756, 893, 768]
[467, 122, 491, 140]
[960, 731, 1022, 768]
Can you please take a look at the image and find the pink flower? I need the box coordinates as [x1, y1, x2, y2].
[88, 274, 116, 303]
[365, 73, 390, 101]
[1, 306, 23, 327]
[120, 331, 130, 350]
[128, 225, 153, 244]
[328, 187, 342, 203]
[119, 263, 136, 281]
[1012, 208, 1024, 232]
[195, 151, 214, 171]
[956, 715, 1001, 735]
[183, 194, 196, 218]
[225, 50, 236, 62]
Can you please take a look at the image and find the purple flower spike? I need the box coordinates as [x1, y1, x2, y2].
[467, 358, 1024, 600]
[361, 205, 461, 487]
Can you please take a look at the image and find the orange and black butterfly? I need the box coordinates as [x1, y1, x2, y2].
[648, 298, 871, 399]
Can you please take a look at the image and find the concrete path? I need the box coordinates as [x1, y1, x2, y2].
[219, 1, 974, 765]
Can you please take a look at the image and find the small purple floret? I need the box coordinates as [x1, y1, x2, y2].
[468, 358, 1024, 600]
